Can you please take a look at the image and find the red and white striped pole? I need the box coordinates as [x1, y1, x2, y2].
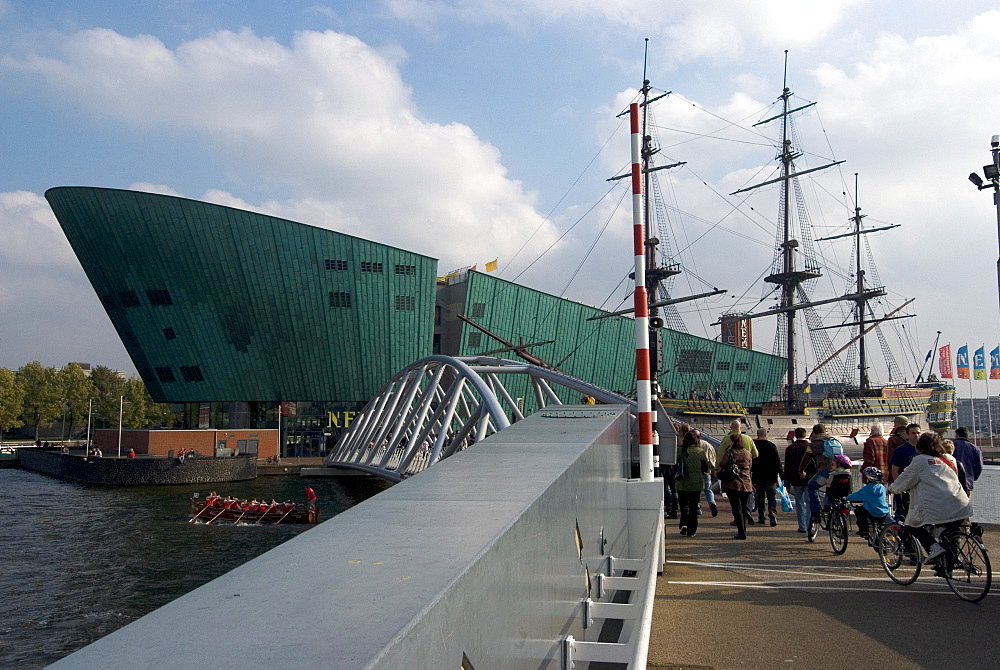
[629, 102, 654, 482]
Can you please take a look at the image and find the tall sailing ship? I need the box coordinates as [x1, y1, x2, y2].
[646, 58, 956, 440]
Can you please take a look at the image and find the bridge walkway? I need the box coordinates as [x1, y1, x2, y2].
[647, 513, 999, 669]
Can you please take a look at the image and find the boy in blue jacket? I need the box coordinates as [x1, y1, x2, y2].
[847, 466, 891, 539]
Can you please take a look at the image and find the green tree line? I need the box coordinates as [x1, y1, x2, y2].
[0, 362, 176, 441]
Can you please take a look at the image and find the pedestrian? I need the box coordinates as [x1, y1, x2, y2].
[127, 448, 135, 459]
[951, 427, 984, 495]
[305, 486, 317, 510]
[783, 427, 813, 533]
[751, 428, 783, 526]
[675, 432, 710, 537]
[862, 424, 889, 482]
[889, 423, 921, 520]
[718, 420, 758, 526]
[800, 423, 840, 524]
[692, 429, 718, 517]
[720, 430, 753, 540]
[884, 416, 909, 481]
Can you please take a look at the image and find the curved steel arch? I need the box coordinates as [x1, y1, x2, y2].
[324, 356, 645, 481]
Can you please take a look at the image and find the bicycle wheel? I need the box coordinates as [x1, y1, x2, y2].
[807, 516, 819, 542]
[879, 523, 922, 585]
[829, 510, 849, 555]
[945, 531, 992, 603]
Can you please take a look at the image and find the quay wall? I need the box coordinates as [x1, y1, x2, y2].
[50, 406, 662, 669]
[17, 449, 256, 485]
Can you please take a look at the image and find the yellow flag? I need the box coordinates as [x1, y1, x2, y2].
[485, 258, 498, 272]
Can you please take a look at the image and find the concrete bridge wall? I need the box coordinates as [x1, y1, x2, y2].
[50, 405, 662, 669]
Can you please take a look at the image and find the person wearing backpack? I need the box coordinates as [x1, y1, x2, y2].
[675, 431, 711, 537]
[798, 423, 843, 523]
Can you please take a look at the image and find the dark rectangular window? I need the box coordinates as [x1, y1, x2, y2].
[163, 328, 176, 340]
[716, 361, 731, 371]
[468, 332, 482, 348]
[470, 302, 486, 318]
[736, 362, 750, 371]
[751, 383, 764, 392]
[394, 264, 416, 275]
[180, 366, 204, 382]
[118, 290, 140, 308]
[325, 259, 348, 271]
[329, 292, 352, 308]
[146, 289, 173, 306]
[156, 367, 176, 383]
[733, 381, 747, 391]
[677, 349, 712, 374]
[394, 295, 415, 311]
[360, 261, 383, 273]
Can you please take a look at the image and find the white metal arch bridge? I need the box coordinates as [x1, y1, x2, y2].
[322, 355, 676, 482]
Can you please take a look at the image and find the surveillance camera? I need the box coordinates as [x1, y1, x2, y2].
[993, 134, 1000, 148]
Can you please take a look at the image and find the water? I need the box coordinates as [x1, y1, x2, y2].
[0, 468, 390, 668]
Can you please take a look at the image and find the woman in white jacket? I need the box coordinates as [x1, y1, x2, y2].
[889, 432, 973, 559]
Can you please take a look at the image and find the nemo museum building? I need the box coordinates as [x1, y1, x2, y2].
[47, 187, 784, 457]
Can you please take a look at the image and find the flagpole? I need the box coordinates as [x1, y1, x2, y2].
[967, 344, 977, 440]
[983, 342, 993, 447]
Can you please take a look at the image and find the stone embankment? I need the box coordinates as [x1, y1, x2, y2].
[17, 449, 256, 485]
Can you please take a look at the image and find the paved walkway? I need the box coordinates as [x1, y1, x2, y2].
[647, 508, 998, 669]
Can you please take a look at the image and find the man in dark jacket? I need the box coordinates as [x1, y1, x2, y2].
[784, 427, 813, 532]
[752, 428, 783, 526]
[952, 426, 984, 494]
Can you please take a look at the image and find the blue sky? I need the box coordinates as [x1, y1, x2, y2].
[2, 1, 1000, 396]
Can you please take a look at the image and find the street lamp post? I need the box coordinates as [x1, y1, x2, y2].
[969, 134, 1000, 315]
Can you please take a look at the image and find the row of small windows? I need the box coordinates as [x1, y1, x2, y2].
[154, 365, 204, 383]
[715, 361, 751, 371]
[323, 259, 417, 275]
[705, 382, 766, 393]
[328, 292, 417, 311]
[106, 288, 173, 309]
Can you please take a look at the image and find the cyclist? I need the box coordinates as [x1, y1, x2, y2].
[888, 432, 973, 563]
[846, 466, 891, 540]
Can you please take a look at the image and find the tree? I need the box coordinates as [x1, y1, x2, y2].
[61, 363, 96, 436]
[122, 377, 150, 428]
[90, 366, 126, 429]
[0, 367, 26, 440]
[17, 361, 62, 440]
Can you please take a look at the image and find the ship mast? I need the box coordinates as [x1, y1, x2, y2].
[853, 175, 870, 390]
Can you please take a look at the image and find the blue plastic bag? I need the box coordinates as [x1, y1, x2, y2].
[777, 480, 794, 513]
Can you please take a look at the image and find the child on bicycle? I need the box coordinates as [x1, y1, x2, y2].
[847, 466, 891, 539]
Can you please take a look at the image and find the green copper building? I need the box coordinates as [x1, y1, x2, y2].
[48, 187, 785, 439]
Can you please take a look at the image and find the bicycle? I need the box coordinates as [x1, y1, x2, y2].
[928, 522, 992, 602]
[879, 520, 992, 602]
[807, 494, 852, 555]
[848, 501, 888, 554]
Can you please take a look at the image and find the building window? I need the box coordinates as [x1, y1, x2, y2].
[163, 328, 176, 340]
[470, 302, 486, 318]
[156, 367, 176, 383]
[733, 381, 747, 391]
[751, 383, 764, 392]
[180, 366, 204, 382]
[118, 290, 140, 308]
[394, 264, 416, 275]
[329, 292, 352, 309]
[394, 295, 416, 311]
[468, 332, 482, 348]
[736, 362, 749, 371]
[716, 361, 731, 371]
[360, 261, 383, 273]
[325, 259, 348, 271]
[677, 349, 713, 374]
[146, 289, 173, 306]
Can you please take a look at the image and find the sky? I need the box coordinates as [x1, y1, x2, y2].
[2, 0, 1000, 396]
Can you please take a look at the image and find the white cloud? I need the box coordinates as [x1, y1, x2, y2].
[3, 27, 557, 270]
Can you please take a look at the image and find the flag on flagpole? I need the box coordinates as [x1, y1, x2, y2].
[939, 344, 953, 378]
[991, 346, 1000, 380]
[485, 258, 498, 272]
[957, 345, 970, 379]
[974, 346, 987, 380]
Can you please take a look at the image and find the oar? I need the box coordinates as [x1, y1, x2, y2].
[188, 501, 212, 523]
[232, 508, 248, 525]
[274, 508, 295, 524]
[205, 505, 231, 525]
[255, 504, 277, 525]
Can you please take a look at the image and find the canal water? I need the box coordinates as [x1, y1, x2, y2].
[0, 467, 391, 668]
